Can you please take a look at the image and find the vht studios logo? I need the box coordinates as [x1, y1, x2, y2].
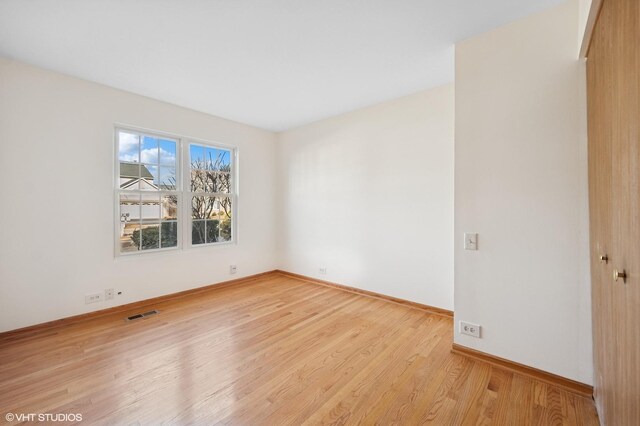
[5, 412, 83, 422]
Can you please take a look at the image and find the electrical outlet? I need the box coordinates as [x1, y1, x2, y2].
[85, 292, 103, 304]
[319, 267, 327, 275]
[460, 321, 481, 338]
[105, 288, 115, 300]
[230, 265, 237, 274]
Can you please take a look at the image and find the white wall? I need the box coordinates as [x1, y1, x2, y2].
[277, 85, 454, 311]
[0, 58, 278, 332]
[578, 0, 594, 49]
[454, 0, 592, 384]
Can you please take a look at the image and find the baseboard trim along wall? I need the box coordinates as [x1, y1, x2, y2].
[0, 270, 277, 339]
[451, 343, 593, 398]
[275, 270, 454, 318]
[1, 269, 452, 338]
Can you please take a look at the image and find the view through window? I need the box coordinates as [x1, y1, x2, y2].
[116, 129, 235, 254]
[189, 143, 233, 245]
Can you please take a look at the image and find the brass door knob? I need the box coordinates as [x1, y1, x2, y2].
[599, 254, 609, 263]
[614, 269, 627, 283]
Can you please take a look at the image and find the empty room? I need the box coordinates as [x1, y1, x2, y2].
[0, 0, 638, 424]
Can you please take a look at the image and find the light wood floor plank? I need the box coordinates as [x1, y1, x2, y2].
[0, 273, 598, 425]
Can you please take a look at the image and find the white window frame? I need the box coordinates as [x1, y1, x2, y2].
[114, 126, 238, 257]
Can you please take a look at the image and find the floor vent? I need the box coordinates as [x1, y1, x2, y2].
[126, 310, 159, 322]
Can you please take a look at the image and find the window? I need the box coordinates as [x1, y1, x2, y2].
[189, 144, 233, 245]
[115, 128, 236, 255]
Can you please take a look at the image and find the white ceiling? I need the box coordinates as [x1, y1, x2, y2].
[0, 0, 565, 131]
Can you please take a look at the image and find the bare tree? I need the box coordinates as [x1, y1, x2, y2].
[190, 150, 232, 243]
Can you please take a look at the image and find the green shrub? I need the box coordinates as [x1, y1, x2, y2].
[221, 219, 231, 241]
[206, 220, 219, 243]
[132, 223, 178, 249]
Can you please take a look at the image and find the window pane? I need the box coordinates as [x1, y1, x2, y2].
[190, 145, 205, 168]
[160, 221, 178, 248]
[192, 221, 205, 245]
[161, 195, 178, 220]
[203, 171, 217, 193]
[120, 193, 140, 223]
[207, 196, 220, 219]
[219, 149, 231, 170]
[193, 170, 225, 193]
[217, 172, 232, 193]
[140, 165, 159, 191]
[141, 136, 159, 164]
[119, 161, 140, 190]
[159, 166, 176, 190]
[121, 223, 140, 253]
[206, 220, 219, 243]
[190, 169, 206, 192]
[120, 193, 140, 253]
[205, 147, 231, 171]
[118, 131, 140, 163]
[159, 139, 177, 166]
[140, 223, 160, 250]
[192, 196, 206, 219]
[202, 172, 220, 193]
[219, 197, 232, 242]
[190, 171, 231, 193]
[141, 194, 160, 223]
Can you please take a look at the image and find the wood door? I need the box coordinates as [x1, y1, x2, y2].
[587, 0, 640, 424]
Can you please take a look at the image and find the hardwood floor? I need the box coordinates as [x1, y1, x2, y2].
[0, 273, 599, 425]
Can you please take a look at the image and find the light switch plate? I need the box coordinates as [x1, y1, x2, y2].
[464, 233, 478, 250]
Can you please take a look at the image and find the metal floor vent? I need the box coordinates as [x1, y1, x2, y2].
[126, 310, 159, 322]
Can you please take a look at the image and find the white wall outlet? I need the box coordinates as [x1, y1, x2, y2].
[105, 288, 115, 300]
[460, 321, 481, 338]
[85, 292, 103, 304]
[230, 265, 237, 274]
[464, 233, 478, 250]
[319, 267, 327, 275]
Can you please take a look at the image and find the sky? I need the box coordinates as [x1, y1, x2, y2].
[118, 131, 231, 189]
[119, 132, 177, 188]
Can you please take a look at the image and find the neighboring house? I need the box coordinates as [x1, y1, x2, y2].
[119, 162, 164, 237]
[119, 162, 158, 191]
